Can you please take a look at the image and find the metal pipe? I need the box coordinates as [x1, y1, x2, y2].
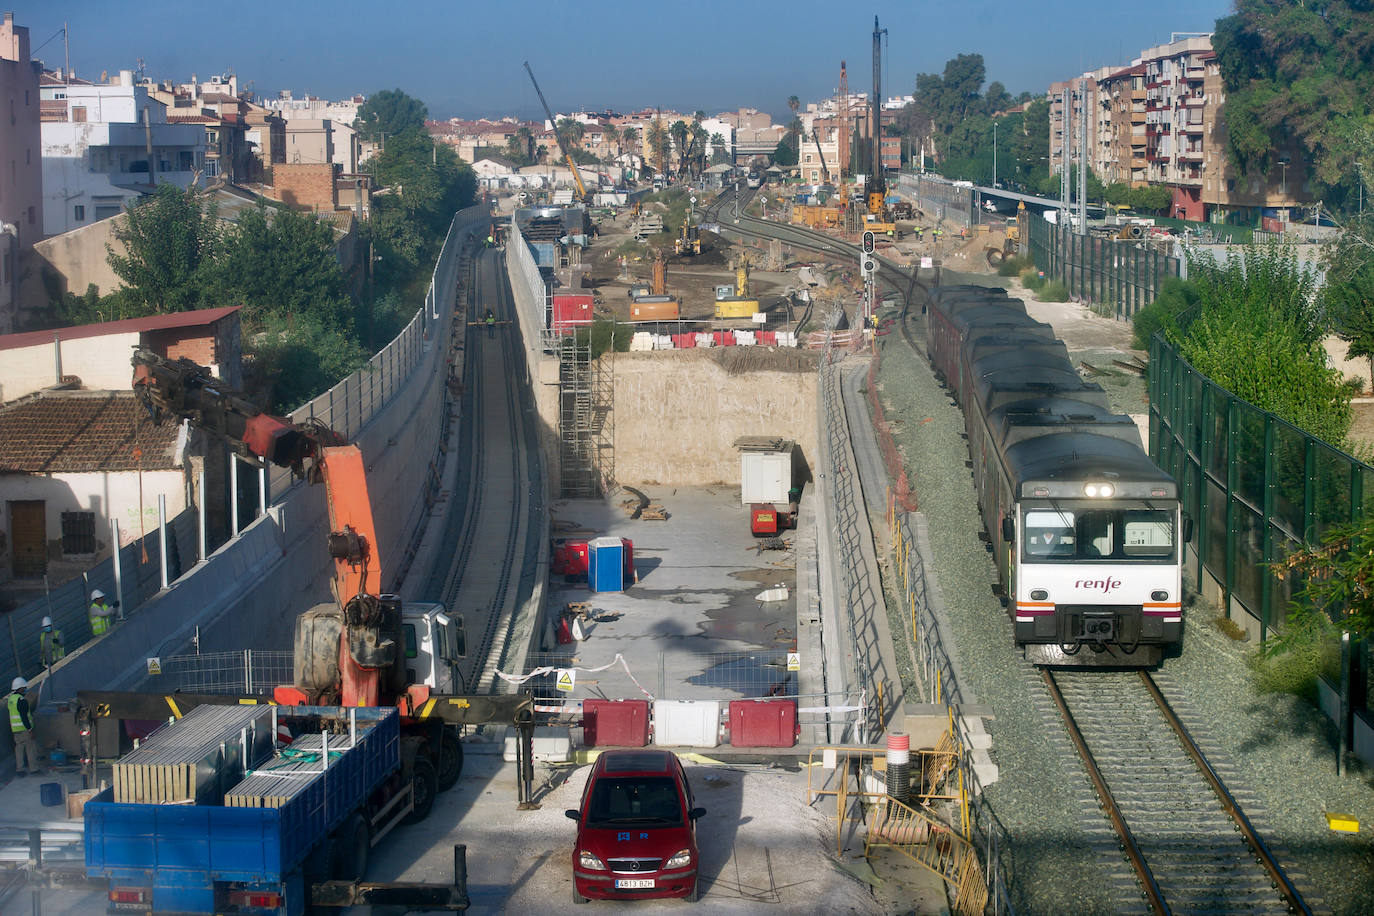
[258, 465, 267, 517]
[157, 494, 168, 589]
[196, 467, 206, 562]
[229, 450, 239, 536]
[110, 518, 125, 620]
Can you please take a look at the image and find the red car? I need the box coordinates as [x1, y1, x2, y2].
[566, 749, 706, 903]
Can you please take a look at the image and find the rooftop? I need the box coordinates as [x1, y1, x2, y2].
[0, 391, 183, 474]
[0, 307, 241, 352]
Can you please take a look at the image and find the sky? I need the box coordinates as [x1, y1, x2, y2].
[16, 0, 1236, 123]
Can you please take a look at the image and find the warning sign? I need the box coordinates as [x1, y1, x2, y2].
[787, 652, 800, 672]
[920, 257, 934, 269]
[146, 657, 162, 676]
[555, 668, 576, 693]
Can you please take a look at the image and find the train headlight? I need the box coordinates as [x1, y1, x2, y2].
[1030, 589, 1048, 601]
[1084, 482, 1114, 498]
[1151, 590, 1169, 602]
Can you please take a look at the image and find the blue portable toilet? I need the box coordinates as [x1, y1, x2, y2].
[587, 537, 626, 592]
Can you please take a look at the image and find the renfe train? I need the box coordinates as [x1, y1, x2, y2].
[927, 285, 1187, 666]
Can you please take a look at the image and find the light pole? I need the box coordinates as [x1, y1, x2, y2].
[1279, 160, 1288, 196]
[992, 120, 998, 189]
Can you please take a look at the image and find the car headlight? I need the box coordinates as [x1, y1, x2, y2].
[665, 848, 693, 869]
[578, 850, 606, 870]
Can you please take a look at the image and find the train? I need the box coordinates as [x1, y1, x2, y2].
[745, 169, 763, 189]
[926, 285, 1187, 666]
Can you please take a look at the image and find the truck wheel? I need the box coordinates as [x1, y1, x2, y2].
[402, 755, 438, 825]
[437, 728, 464, 791]
[331, 813, 369, 882]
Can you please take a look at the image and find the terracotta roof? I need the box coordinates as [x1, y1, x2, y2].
[0, 307, 241, 352]
[0, 391, 183, 474]
[167, 114, 219, 124]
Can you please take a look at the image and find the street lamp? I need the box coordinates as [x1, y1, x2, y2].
[992, 120, 998, 189]
[1279, 159, 1288, 196]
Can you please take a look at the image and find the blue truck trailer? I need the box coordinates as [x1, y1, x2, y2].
[83, 705, 462, 915]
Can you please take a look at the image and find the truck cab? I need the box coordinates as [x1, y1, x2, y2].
[401, 602, 466, 693]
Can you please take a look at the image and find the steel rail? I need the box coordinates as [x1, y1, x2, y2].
[1138, 671, 1313, 916]
[1041, 668, 1170, 915]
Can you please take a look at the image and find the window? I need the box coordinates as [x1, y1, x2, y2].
[72, 105, 86, 123]
[61, 511, 97, 555]
[74, 204, 85, 221]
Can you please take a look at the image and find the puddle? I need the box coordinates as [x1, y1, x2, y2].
[699, 605, 795, 646]
[687, 654, 796, 696]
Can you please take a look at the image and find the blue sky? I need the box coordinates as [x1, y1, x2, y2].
[18, 0, 1235, 121]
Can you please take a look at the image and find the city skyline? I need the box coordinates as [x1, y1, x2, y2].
[17, 0, 1233, 122]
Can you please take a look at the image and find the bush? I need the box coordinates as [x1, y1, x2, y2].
[1020, 267, 1045, 291]
[1132, 277, 1200, 349]
[997, 255, 1029, 277]
[1248, 614, 1340, 701]
[576, 320, 633, 360]
[1037, 281, 1070, 302]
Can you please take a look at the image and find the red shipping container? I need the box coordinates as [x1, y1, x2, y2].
[728, 699, 799, 748]
[671, 333, 696, 349]
[552, 294, 594, 333]
[583, 698, 650, 747]
[757, 330, 777, 346]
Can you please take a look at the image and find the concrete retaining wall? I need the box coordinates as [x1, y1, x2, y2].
[610, 350, 819, 488]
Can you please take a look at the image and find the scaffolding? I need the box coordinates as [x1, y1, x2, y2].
[552, 327, 614, 499]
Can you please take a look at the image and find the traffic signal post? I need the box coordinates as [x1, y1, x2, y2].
[861, 231, 876, 335]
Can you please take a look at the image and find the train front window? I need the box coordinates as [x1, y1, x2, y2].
[1022, 507, 1174, 562]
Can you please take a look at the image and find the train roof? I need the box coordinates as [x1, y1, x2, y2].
[969, 344, 1073, 380]
[988, 396, 1141, 449]
[1004, 432, 1176, 498]
[962, 326, 1060, 353]
[935, 285, 1011, 302]
[948, 306, 1039, 335]
[973, 367, 1109, 414]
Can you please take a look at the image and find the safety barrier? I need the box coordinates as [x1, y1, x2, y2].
[1026, 215, 1180, 320]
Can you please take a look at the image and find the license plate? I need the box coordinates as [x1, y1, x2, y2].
[615, 878, 655, 889]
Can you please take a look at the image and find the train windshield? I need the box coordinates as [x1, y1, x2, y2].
[1022, 507, 1175, 562]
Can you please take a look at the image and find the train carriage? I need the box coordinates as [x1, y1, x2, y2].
[928, 287, 1186, 666]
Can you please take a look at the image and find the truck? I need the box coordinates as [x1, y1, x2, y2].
[84, 705, 472, 914]
[66, 352, 540, 898]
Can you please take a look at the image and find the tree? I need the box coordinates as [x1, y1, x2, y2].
[555, 116, 585, 153]
[645, 119, 668, 176]
[208, 203, 352, 333]
[787, 95, 800, 119]
[772, 133, 798, 167]
[1326, 260, 1374, 390]
[710, 132, 730, 166]
[669, 120, 689, 179]
[353, 89, 428, 144]
[106, 183, 220, 315]
[1212, 0, 1374, 205]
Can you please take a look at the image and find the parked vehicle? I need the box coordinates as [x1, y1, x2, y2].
[566, 749, 706, 903]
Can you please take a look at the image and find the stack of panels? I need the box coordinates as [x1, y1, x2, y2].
[225, 735, 333, 809]
[113, 705, 273, 805]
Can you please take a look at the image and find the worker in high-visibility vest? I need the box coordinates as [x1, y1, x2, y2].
[485, 308, 496, 339]
[88, 589, 115, 636]
[39, 617, 64, 667]
[8, 677, 39, 777]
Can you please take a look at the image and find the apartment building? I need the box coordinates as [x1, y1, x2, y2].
[261, 92, 362, 173]
[0, 13, 41, 334]
[1098, 64, 1148, 187]
[39, 69, 207, 236]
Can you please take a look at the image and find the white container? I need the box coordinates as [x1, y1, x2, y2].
[653, 699, 721, 748]
[740, 448, 792, 506]
[695, 332, 715, 348]
[733, 330, 757, 346]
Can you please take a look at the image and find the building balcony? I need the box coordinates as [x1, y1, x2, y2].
[1178, 149, 1204, 161]
[1185, 67, 1206, 80]
[1181, 121, 1205, 133]
[1182, 96, 1205, 107]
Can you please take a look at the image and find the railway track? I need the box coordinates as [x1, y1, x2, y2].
[1040, 668, 1314, 915]
[428, 247, 532, 692]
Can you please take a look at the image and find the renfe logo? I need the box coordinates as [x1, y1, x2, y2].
[1075, 577, 1122, 594]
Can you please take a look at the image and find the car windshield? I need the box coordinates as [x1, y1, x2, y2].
[586, 776, 683, 827]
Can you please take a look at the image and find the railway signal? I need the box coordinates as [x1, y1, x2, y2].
[862, 230, 875, 253]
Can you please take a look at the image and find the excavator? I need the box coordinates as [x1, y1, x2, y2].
[77, 350, 535, 820]
[524, 61, 593, 206]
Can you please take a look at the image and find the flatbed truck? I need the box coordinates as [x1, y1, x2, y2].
[83, 705, 468, 914]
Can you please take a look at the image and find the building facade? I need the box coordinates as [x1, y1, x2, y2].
[0, 13, 42, 334]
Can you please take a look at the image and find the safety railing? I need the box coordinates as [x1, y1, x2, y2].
[143, 649, 295, 695]
[1026, 216, 1180, 320]
[896, 173, 972, 230]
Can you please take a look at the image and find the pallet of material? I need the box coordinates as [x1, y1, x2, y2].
[112, 705, 274, 806]
[225, 734, 336, 809]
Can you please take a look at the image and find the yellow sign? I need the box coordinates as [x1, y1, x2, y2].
[556, 669, 576, 693]
[146, 657, 162, 676]
[787, 652, 800, 672]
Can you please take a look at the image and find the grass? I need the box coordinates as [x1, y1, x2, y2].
[1212, 615, 1248, 642]
[1020, 267, 1046, 291]
[1037, 281, 1070, 302]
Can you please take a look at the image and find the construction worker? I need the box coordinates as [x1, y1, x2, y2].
[88, 588, 115, 637]
[485, 308, 496, 339]
[8, 677, 39, 777]
[39, 617, 64, 666]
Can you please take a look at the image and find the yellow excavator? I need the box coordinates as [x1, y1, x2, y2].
[674, 219, 701, 256]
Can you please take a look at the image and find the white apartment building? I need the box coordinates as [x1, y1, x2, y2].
[261, 92, 362, 173]
[39, 70, 207, 236]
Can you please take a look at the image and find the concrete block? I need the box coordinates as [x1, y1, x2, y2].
[502, 725, 571, 763]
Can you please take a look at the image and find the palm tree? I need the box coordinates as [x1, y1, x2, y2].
[709, 132, 728, 165]
[516, 125, 534, 161]
[669, 120, 689, 179]
[645, 120, 667, 178]
[788, 95, 800, 118]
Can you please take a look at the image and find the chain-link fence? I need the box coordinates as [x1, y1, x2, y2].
[1150, 335, 1374, 638]
[143, 649, 295, 695]
[1027, 217, 1180, 320]
[896, 173, 973, 230]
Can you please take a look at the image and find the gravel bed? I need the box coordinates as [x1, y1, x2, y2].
[872, 287, 1374, 915]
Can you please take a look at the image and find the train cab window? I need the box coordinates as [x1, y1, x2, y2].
[1081, 515, 1115, 558]
[403, 623, 418, 659]
[1123, 511, 1175, 558]
[1025, 510, 1076, 557]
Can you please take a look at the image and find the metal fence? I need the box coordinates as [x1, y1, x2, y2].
[1027, 216, 1180, 320]
[890, 510, 1015, 914]
[144, 649, 295, 695]
[1149, 335, 1374, 637]
[897, 173, 973, 230]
